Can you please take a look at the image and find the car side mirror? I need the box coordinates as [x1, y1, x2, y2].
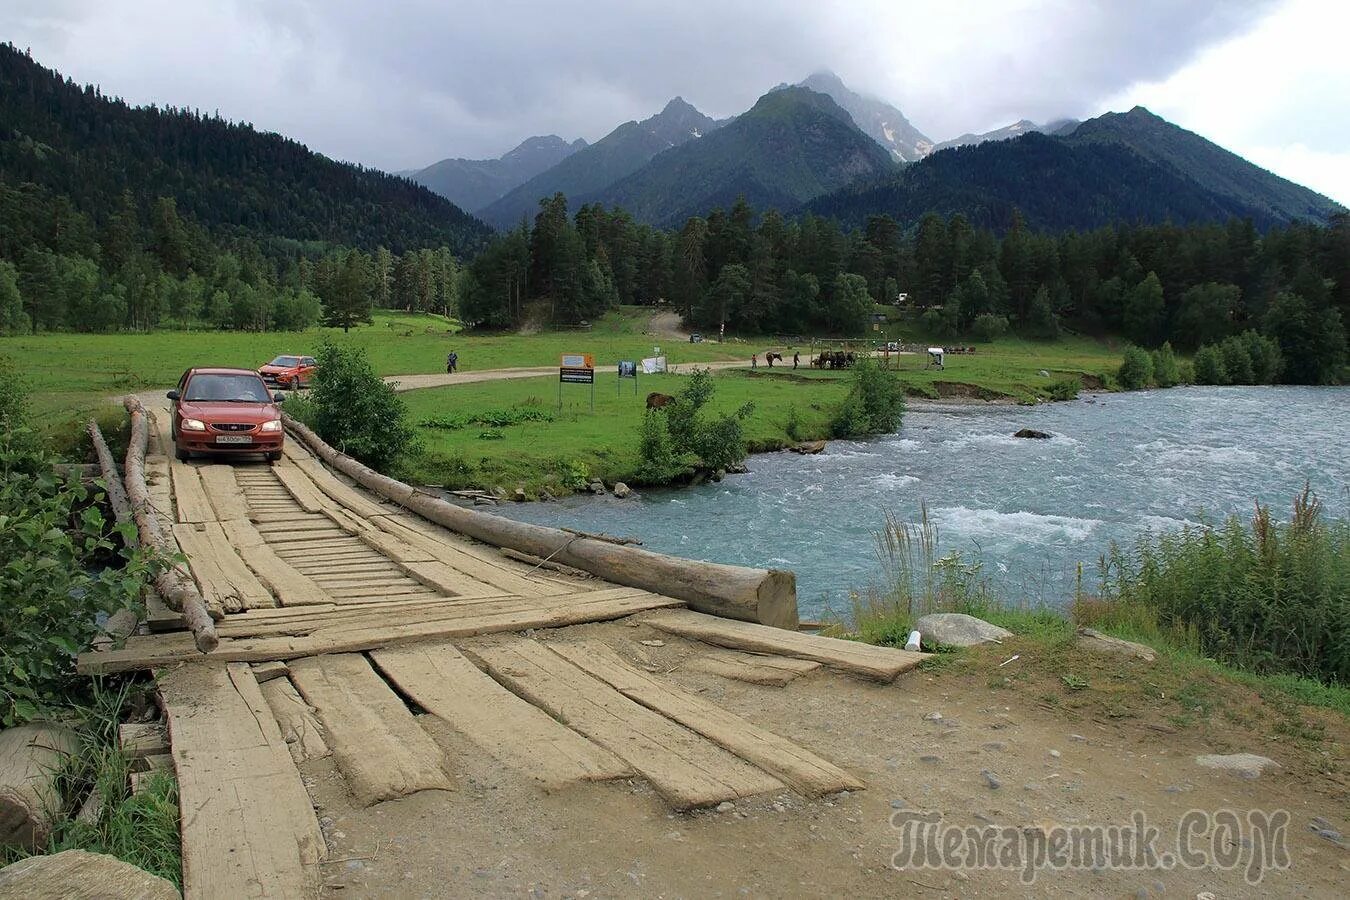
[166, 389, 181, 401]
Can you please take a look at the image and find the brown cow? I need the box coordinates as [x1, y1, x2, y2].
[646, 392, 676, 410]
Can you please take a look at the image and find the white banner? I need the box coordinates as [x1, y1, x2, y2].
[641, 356, 667, 374]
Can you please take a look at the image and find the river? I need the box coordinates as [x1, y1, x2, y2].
[494, 386, 1349, 620]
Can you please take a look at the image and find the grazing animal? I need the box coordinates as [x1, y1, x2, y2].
[646, 392, 676, 410]
[765, 352, 783, 366]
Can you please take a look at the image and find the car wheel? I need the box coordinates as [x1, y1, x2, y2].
[175, 446, 190, 461]
[266, 451, 282, 462]
[289, 376, 300, 390]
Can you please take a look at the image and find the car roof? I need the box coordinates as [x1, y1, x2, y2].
[187, 367, 268, 376]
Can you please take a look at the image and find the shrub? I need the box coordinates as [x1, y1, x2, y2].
[784, 403, 804, 441]
[831, 357, 906, 437]
[1045, 377, 1081, 401]
[971, 313, 1009, 343]
[1, 389, 150, 724]
[1193, 345, 1228, 385]
[636, 409, 683, 483]
[307, 341, 416, 470]
[1096, 488, 1348, 683]
[1151, 341, 1181, 387]
[1116, 346, 1154, 390]
[1240, 330, 1283, 383]
[640, 369, 752, 481]
[1218, 335, 1254, 384]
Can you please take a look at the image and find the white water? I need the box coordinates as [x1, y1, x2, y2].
[496, 387, 1350, 619]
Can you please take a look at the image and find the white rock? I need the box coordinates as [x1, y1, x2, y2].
[1194, 754, 1280, 779]
[914, 613, 1013, 648]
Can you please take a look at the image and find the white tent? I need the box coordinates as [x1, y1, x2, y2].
[926, 347, 945, 369]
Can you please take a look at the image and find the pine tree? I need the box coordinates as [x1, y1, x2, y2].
[321, 249, 373, 333]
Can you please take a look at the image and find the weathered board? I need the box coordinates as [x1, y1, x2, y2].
[288, 654, 451, 806]
[157, 662, 324, 899]
[197, 465, 250, 522]
[683, 648, 822, 686]
[172, 522, 276, 612]
[553, 641, 862, 796]
[465, 636, 781, 809]
[645, 610, 929, 682]
[370, 642, 631, 788]
[220, 518, 330, 607]
[168, 463, 214, 524]
[260, 676, 331, 765]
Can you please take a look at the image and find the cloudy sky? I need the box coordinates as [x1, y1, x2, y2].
[5, 0, 1347, 204]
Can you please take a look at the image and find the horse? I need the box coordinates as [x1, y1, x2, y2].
[646, 392, 676, 410]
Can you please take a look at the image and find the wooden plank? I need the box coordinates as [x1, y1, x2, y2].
[220, 518, 331, 607]
[645, 610, 929, 682]
[145, 589, 184, 632]
[173, 522, 277, 612]
[683, 649, 822, 687]
[371, 643, 632, 788]
[256, 518, 339, 533]
[197, 465, 250, 522]
[158, 661, 323, 899]
[260, 676, 331, 765]
[270, 462, 330, 514]
[118, 722, 167, 759]
[289, 654, 451, 806]
[553, 641, 862, 796]
[287, 453, 388, 519]
[80, 591, 685, 673]
[368, 515, 554, 597]
[467, 637, 780, 809]
[169, 463, 214, 524]
[251, 660, 290, 682]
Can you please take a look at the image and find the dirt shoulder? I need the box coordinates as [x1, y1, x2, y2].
[307, 621, 1347, 897]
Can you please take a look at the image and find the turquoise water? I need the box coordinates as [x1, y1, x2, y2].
[494, 387, 1349, 619]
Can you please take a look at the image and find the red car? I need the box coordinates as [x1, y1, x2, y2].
[258, 354, 316, 390]
[167, 367, 285, 462]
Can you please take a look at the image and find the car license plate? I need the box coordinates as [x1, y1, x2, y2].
[215, 435, 253, 444]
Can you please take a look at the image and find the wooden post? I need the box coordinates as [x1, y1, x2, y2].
[282, 415, 798, 628]
[0, 724, 77, 851]
[122, 397, 219, 653]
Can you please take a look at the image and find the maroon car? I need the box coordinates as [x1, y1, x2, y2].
[167, 367, 285, 462]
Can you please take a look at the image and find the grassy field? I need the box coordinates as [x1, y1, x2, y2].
[0, 307, 739, 421]
[399, 367, 851, 494]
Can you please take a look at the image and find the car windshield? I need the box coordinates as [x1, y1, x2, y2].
[268, 356, 302, 367]
[184, 374, 272, 403]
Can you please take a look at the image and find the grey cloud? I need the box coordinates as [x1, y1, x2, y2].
[3, 0, 1284, 170]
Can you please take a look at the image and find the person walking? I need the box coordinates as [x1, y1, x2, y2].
[447, 350, 459, 374]
[793, 350, 800, 369]
[751, 353, 758, 369]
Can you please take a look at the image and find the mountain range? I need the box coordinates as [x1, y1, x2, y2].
[931, 118, 1079, 153]
[406, 135, 587, 212]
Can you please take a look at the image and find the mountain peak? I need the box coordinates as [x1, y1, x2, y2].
[792, 71, 932, 162]
[659, 96, 697, 116]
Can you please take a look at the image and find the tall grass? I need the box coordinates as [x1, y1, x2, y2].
[1085, 487, 1347, 683]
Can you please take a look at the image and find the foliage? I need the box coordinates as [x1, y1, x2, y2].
[1117, 346, 1154, 390]
[1261, 291, 1347, 384]
[783, 403, 804, 441]
[971, 313, 1009, 342]
[1045, 377, 1081, 401]
[1151, 341, 1181, 387]
[0, 400, 150, 725]
[307, 342, 416, 470]
[1095, 488, 1348, 683]
[641, 368, 753, 477]
[831, 357, 906, 437]
[635, 409, 684, 483]
[419, 404, 554, 431]
[1193, 344, 1228, 385]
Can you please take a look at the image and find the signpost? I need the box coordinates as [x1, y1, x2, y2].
[559, 353, 596, 411]
[617, 359, 638, 396]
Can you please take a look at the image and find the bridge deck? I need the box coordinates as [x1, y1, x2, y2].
[79, 413, 926, 899]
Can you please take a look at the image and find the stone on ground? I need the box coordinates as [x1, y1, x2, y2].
[1075, 627, 1157, 662]
[915, 613, 1012, 648]
[613, 482, 632, 499]
[0, 849, 180, 899]
[1194, 754, 1280, 779]
[1013, 428, 1052, 439]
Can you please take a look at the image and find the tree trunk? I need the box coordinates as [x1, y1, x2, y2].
[122, 397, 219, 653]
[283, 415, 797, 628]
[0, 724, 78, 851]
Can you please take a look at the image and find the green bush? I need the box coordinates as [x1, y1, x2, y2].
[784, 403, 804, 442]
[1096, 488, 1348, 683]
[419, 404, 554, 430]
[1117, 346, 1154, 390]
[1218, 335, 1254, 384]
[831, 357, 906, 437]
[307, 341, 416, 470]
[639, 369, 752, 480]
[1240, 330, 1283, 383]
[1045, 377, 1081, 401]
[0, 408, 151, 724]
[971, 313, 1009, 343]
[636, 409, 683, 483]
[1151, 341, 1181, 387]
[1193, 345, 1229, 385]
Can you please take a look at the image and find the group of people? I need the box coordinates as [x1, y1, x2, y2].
[750, 350, 801, 369]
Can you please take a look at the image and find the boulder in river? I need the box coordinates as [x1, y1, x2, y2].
[1013, 428, 1052, 439]
[791, 440, 827, 455]
[613, 482, 632, 499]
[915, 613, 1013, 648]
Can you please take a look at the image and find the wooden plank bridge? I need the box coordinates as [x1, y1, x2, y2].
[77, 404, 928, 899]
